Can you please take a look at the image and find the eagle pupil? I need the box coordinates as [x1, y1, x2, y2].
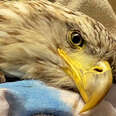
[72, 34, 81, 43]
[71, 32, 84, 47]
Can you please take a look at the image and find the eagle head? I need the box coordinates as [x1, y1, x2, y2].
[0, 0, 115, 112]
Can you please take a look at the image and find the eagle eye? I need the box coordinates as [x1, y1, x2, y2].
[68, 31, 84, 48]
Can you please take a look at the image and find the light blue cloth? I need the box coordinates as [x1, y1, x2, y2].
[0, 80, 73, 116]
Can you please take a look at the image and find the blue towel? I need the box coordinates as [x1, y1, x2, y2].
[0, 80, 79, 116]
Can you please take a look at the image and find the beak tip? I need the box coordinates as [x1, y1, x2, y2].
[79, 105, 89, 114]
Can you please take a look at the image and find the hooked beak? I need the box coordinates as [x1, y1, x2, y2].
[58, 49, 112, 113]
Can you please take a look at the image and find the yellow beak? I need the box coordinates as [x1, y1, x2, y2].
[58, 49, 112, 113]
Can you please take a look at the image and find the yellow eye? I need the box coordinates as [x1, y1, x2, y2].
[68, 31, 84, 48]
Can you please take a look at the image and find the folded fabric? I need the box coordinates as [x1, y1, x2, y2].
[0, 80, 116, 116]
[0, 80, 83, 116]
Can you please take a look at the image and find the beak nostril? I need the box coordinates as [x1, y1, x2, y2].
[94, 68, 103, 72]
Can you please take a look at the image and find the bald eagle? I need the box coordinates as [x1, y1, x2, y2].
[0, 0, 114, 112]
